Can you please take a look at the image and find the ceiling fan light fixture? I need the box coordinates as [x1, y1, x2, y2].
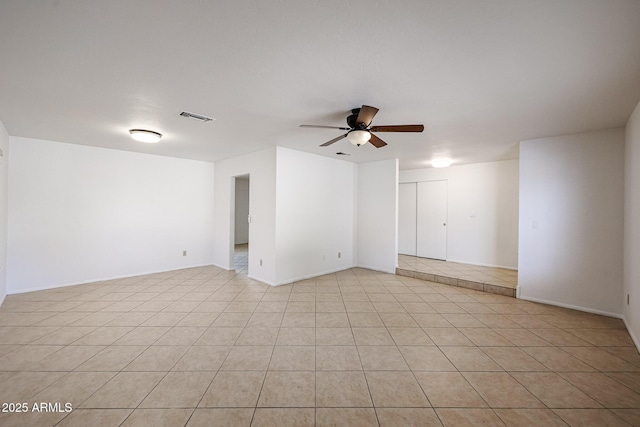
[129, 129, 162, 143]
[432, 158, 452, 168]
[347, 130, 371, 146]
[300, 105, 423, 148]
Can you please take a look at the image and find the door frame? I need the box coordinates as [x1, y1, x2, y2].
[230, 174, 251, 271]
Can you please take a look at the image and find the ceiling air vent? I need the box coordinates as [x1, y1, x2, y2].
[179, 111, 214, 122]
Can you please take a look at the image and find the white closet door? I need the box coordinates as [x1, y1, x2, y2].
[398, 183, 417, 256]
[417, 180, 447, 260]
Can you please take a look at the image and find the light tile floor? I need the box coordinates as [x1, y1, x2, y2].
[398, 255, 518, 297]
[234, 244, 248, 274]
[0, 264, 639, 426]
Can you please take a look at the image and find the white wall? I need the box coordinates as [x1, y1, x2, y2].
[519, 129, 625, 317]
[398, 183, 417, 256]
[0, 121, 8, 305]
[275, 147, 356, 284]
[7, 137, 215, 293]
[234, 177, 250, 244]
[400, 160, 519, 269]
[625, 101, 640, 347]
[213, 147, 277, 284]
[357, 159, 398, 273]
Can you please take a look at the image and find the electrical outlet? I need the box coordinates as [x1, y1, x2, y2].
[338, 252, 341, 259]
[182, 250, 187, 256]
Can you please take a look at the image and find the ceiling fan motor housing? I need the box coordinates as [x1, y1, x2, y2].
[347, 109, 365, 129]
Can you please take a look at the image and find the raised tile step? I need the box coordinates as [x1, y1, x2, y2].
[395, 268, 516, 298]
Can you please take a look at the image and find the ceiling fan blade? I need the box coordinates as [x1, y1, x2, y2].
[369, 124, 424, 132]
[356, 105, 379, 127]
[369, 133, 388, 148]
[300, 124, 351, 130]
[320, 133, 348, 147]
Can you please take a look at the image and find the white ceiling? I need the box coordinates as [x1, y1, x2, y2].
[1, 0, 640, 170]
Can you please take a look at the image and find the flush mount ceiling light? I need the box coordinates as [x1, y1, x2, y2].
[129, 129, 162, 143]
[347, 130, 371, 146]
[432, 158, 452, 168]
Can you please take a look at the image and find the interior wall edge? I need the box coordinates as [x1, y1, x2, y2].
[0, 120, 8, 306]
[623, 97, 640, 354]
[623, 318, 640, 353]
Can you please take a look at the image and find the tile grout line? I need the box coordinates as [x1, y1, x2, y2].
[349, 274, 383, 427]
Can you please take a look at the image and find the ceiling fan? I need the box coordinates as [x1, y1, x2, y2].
[300, 105, 424, 148]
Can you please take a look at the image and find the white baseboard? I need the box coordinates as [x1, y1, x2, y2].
[249, 264, 397, 287]
[445, 258, 518, 271]
[518, 294, 623, 319]
[355, 264, 397, 275]
[272, 266, 356, 287]
[247, 275, 276, 286]
[623, 317, 640, 353]
[211, 261, 233, 271]
[7, 263, 214, 295]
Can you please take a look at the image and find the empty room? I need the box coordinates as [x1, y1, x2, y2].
[1, 1, 640, 426]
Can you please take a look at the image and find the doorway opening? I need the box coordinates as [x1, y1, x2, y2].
[233, 174, 250, 273]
